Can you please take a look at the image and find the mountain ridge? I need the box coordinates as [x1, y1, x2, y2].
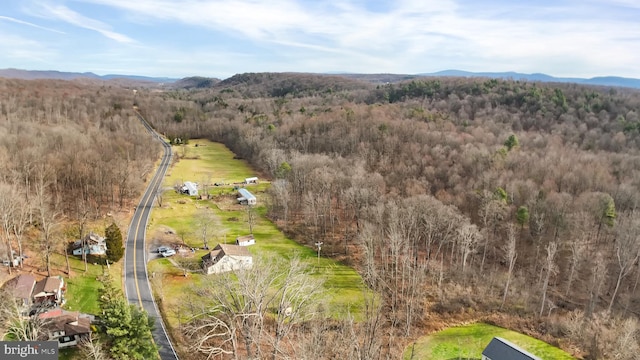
[1, 68, 639, 89]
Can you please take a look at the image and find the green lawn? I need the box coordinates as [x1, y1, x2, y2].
[147, 139, 367, 326]
[50, 253, 121, 315]
[403, 323, 575, 360]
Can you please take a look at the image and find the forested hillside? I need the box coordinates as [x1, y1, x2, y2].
[2, 73, 640, 358]
[136, 73, 640, 359]
[0, 78, 157, 277]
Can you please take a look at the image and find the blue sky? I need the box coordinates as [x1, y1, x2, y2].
[1, 0, 639, 79]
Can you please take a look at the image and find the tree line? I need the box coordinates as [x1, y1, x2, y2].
[3, 73, 640, 358]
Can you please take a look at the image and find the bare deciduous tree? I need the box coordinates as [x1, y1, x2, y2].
[78, 332, 111, 360]
[34, 167, 60, 277]
[608, 216, 640, 312]
[501, 224, 518, 309]
[540, 241, 558, 317]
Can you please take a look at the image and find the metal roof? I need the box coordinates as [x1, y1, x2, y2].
[482, 337, 542, 360]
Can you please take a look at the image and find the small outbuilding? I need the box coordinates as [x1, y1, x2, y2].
[237, 188, 257, 205]
[180, 181, 198, 196]
[482, 337, 542, 360]
[235, 234, 255, 246]
[202, 243, 253, 274]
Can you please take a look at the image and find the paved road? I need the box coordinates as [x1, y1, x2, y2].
[124, 112, 179, 360]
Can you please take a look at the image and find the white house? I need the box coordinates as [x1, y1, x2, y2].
[202, 244, 253, 274]
[482, 337, 542, 360]
[181, 181, 198, 196]
[244, 177, 259, 184]
[237, 188, 257, 205]
[72, 232, 107, 256]
[235, 234, 255, 246]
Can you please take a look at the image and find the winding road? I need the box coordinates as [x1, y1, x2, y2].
[124, 111, 179, 360]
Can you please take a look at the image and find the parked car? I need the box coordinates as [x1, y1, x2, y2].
[157, 246, 171, 254]
[161, 249, 176, 257]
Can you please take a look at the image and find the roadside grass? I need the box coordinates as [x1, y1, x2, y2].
[403, 322, 575, 360]
[148, 139, 367, 329]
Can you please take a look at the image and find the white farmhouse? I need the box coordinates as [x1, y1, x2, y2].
[201, 244, 253, 274]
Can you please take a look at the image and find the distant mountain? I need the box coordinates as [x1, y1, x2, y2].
[171, 76, 221, 89]
[3, 68, 639, 90]
[0, 68, 177, 83]
[420, 70, 640, 89]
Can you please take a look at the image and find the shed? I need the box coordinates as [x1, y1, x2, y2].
[482, 337, 542, 360]
[235, 234, 255, 246]
[181, 181, 198, 196]
[237, 188, 257, 205]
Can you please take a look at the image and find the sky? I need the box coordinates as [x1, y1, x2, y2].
[1, 0, 639, 79]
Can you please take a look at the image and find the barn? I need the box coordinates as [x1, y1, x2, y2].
[237, 188, 257, 205]
[180, 181, 198, 196]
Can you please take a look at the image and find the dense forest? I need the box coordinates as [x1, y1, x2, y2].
[2, 73, 640, 359]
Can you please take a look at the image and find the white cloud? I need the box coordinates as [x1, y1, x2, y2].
[42, 3, 135, 43]
[0, 15, 65, 33]
[9, 0, 640, 77]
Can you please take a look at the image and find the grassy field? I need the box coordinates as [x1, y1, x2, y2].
[147, 139, 367, 328]
[403, 322, 575, 360]
[49, 253, 122, 315]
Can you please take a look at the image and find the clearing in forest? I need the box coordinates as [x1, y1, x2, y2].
[147, 139, 367, 329]
[403, 322, 575, 360]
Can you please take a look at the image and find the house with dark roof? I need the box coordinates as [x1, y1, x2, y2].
[6, 274, 36, 308]
[33, 276, 65, 306]
[482, 337, 542, 360]
[202, 243, 253, 274]
[39, 309, 92, 348]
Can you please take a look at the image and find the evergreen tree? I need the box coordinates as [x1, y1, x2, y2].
[99, 274, 158, 360]
[105, 222, 124, 263]
[504, 134, 519, 151]
[516, 206, 530, 228]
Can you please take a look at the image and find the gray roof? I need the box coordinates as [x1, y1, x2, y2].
[482, 337, 542, 360]
[238, 188, 256, 200]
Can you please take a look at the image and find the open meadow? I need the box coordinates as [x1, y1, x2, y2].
[146, 139, 367, 330]
[403, 322, 575, 360]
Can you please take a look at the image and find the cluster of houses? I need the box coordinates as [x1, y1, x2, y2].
[4, 273, 92, 348]
[179, 177, 259, 206]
